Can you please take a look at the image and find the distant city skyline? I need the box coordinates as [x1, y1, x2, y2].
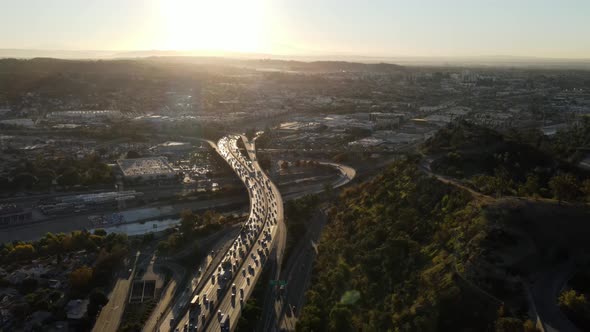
[1, 0, 590, 59]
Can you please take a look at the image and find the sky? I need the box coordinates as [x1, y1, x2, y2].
[1, 0, 590, 58]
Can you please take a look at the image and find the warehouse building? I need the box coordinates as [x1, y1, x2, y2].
[117, 156, 176, 182]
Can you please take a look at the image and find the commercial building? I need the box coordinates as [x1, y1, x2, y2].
[117, 157, 176, 182]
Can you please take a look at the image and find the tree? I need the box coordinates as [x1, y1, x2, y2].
[558, 289, 588, 313]
[492, 167, 512, 197]
[69, 266, 94, 293]
[180, 209, 195, 235]
[10, 244, 36, 260]
[35, 169, 56, 188]
[93, 229, 107, 237]
[518, 173, 540, 197]
[296, 159, 496, 331]
[93, 247, 127, 284]
[328, 305, 354, 332]
[156, 240, 169, 254]
[85, 167, 109, 185]
[58, 168, 81, 187]
[523, 319, 540, 332]
[40, 232, 62, 255]
[236, 298, 262, 331]
[126, 150, 141, 159]
[549, 173, 579, 203]
[87, 289, 109, 318]
[245, 128, 256, 138]
[202, 210, 218, 225]
[297, 304, 325, 332]
[495, 317, 523, 332]
[13, 173, 36, 190]
[581, 179, 590, 201]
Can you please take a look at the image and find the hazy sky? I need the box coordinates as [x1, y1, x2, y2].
[1, 0, 589, 58]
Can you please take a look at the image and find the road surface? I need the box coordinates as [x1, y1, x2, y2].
[161, 135, 284, 332]
[530, 262, 579, 332]
[93, 251, 140, 332]
[155, 227, 241, 332]
[204, 135, 285, 332]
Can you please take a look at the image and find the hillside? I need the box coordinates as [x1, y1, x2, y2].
[296, 159, 501, 331]
[297, 153, 590, 331]
[423, 121, 590, 200]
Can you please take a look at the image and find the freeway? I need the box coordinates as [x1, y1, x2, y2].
[263, 162, 355, 331]
[166, 134, 284, 332]
[155, 155, 353, 332]
[317, 161, 356, 189]
[153, 226, 241, 332]
[205, 135, 285, 332]
[276, 209, 327, 332]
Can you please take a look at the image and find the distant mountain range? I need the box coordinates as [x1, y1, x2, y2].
[0, 56, 406, 75]
[1, 49, 590, 69]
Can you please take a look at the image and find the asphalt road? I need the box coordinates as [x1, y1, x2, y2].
[93, 251, 140, 332]
[156, 146, 354, 332]
[143, 261, 184, 332]
[157, 227, 241, 332]
[156, 135, 284, 332]
[203, 135, 285, 332]
[262, 161, 355, 332]
[531, 262, 580, 332]
[317, 161, 356, 189]
[279, 209, 327, 331]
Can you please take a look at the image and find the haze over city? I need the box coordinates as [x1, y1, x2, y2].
[1, 0, 590, 59]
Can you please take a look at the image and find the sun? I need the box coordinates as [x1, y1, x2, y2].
[156, 0, 269, 53]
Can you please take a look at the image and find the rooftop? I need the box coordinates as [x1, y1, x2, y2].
[117, 157, 175, 177]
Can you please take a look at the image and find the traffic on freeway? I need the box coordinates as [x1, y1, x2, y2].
[172, 134, 282, 332]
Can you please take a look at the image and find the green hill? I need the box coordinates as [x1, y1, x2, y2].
[424, 121, 590, 200]
[297, 159, 501, 331]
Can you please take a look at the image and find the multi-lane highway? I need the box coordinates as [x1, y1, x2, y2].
[167, 134, 284, 332]
[206, 135, 284, 332]
[262, 162, 354, 331]
[155, 134, 358, 332]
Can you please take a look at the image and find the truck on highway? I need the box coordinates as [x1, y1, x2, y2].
[190, 295, 200, 308]
[188, 294, 200, 324]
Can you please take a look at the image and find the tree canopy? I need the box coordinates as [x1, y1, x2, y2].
[297, 159, 498, 331]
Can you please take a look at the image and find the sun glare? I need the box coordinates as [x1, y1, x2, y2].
[157, 0, 269, 53]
